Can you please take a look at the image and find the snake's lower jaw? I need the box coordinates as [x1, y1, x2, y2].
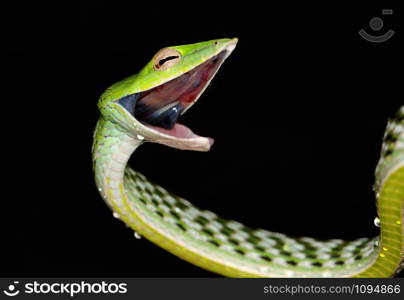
[115, 98, 214, 151]
[142, 122, 214, 152]
[116, 102, 213, 151]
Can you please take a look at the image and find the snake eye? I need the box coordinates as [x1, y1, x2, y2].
[153, 48, 181, 71]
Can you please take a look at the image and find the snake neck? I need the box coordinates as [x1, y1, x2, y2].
[92, 117, 141, 210]
[92, 114, 404, 277]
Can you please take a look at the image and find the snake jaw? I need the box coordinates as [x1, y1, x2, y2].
[117, 39, 238, 151]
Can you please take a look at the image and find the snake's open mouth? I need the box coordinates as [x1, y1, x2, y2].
[118, 50, 228, 139]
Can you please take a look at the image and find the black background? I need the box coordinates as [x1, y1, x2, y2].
[2, 2, 402, 277]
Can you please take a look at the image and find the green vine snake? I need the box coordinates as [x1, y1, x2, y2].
[92, 38, 404, 277]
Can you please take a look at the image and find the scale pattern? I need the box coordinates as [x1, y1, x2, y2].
[124, 168, 377, 269]
[93, 106, 404, 277]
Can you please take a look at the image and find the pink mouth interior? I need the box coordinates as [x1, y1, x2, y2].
[149, 123, 197, 138]
[133, 50, 227, 137]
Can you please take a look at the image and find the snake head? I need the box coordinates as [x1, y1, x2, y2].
[98, 38, 238, 151]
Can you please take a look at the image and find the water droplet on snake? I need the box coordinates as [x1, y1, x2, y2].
[322, 271, 331, 277]
[374, 240, 379, 247]
[396, 220, 402, 225]
[379, 253, 386, 258]
[134, 231, 142, 239]
[113, 212, 120, 219]
[374, 217, 380, 227]
[137, 134, 144, 141]
[259, 266, 269, 272]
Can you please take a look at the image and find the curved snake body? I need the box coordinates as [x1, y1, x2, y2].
[92, 39, 404, 277]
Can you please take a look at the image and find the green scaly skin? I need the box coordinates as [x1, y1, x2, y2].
[92, 38, 404, 277]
